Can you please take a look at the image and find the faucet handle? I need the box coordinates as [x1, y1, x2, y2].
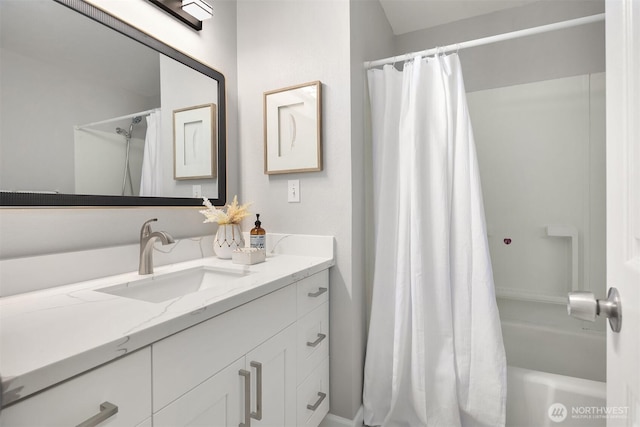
[141, 218, 158, 238]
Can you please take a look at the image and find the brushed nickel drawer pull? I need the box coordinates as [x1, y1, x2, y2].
[76, 401, 118, 427]
[306, 333, 327, 348]
[250, 361, 263, 421]
[307, 287, 327, 298]
[239, 369, 251, 427]
[306, 392, 327, 411]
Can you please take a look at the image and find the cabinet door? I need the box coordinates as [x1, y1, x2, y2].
[153, 285, 296, 410]
[246, 324, 297, 427]
[153, 357, 244, 427]
[0, 348, 151, 427]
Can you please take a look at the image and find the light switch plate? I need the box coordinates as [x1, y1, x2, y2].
[288, 180, 300, 203]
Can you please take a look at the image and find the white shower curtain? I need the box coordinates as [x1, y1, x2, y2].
[139, 110, 163, 196]
[363, 54, 506, 427]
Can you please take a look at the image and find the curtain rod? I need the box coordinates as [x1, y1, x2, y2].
[364, 13, 604, 69]
[75, 108, 160, 130]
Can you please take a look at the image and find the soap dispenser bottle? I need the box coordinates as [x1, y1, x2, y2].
[250, 214, 266, 249]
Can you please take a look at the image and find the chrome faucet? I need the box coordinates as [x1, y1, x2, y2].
[139, 218, 175, 275]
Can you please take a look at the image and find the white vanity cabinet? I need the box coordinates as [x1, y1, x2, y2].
[154, 325, 297, 427]
[0, 348, 152, 427]
[152, 285, 296, 427]
[152, 269, 329, 427]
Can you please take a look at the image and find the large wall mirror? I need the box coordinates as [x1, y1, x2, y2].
[0, 0, 226, 206]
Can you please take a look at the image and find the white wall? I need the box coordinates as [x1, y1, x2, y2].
[0, 0, 238, 261]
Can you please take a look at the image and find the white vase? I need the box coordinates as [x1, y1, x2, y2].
[213, 224, 245, 259]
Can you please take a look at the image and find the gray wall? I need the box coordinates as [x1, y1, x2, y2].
[349, 0, 395, 419]
[236, 0, 393, 419]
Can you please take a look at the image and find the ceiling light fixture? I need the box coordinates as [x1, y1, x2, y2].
[147, 0, 212, 31]
[182, 0, 213, 21]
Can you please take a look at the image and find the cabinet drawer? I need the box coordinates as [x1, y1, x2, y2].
[0, 348, 151, 427]
[297, 357, 329, 427]
[297, 302, 329, 383]
[296, 270, 329, 318]
[152, 284, 296, 410]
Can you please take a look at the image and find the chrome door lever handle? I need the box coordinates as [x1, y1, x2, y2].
[567, 287, 621, 332]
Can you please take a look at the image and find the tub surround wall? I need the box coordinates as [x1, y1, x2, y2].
[467, 73, 606, 307]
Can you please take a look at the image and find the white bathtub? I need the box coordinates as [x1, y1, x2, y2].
[507, 366, 606, 427]
[501, 320, 605, 382]
[502, 320, 607, 427]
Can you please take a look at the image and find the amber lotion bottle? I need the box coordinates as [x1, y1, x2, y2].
[250, 214, 266, 249]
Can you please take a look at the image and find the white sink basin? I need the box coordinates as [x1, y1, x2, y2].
[95, 266, 252, 303]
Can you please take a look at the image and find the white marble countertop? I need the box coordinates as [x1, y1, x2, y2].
[0, 239, 333, 406]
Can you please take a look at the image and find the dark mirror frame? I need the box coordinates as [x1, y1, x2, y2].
[0, 0, 226, 207]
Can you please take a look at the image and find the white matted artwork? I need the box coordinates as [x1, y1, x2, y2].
[173, 103, 217, 180]
[264, 81, 322, 174]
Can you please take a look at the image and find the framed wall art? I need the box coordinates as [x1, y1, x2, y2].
[173, 103, 217, 180]
[263, 81, 322, 174]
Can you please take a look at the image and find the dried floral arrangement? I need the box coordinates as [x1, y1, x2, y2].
[200, 195, 251, 225]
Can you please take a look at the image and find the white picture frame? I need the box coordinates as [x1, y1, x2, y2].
[264, 81, 322, 174]
[173, 103, 217, 180]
